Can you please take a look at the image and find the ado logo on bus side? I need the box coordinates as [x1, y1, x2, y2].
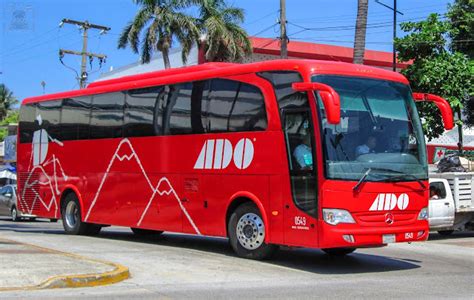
[194, 138, 254, 170]
[369, 193, 410, 211]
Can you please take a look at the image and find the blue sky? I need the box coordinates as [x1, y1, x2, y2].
[1, 0, 451, 102]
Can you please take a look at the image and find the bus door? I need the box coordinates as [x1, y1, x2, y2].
[281, 108, 319, 247]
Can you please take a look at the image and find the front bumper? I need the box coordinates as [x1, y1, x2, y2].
[318, 220, 429, 249]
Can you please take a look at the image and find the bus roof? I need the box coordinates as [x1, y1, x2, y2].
[22, 59, 409, 105]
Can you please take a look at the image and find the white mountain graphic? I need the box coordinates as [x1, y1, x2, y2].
[21, 155, 68, 218]
[84, 138, 201, 235]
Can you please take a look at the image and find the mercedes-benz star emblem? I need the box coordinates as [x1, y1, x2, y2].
[385, 213, 394, 225]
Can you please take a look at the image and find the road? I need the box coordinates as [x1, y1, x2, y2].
[0, 217, 473, 299]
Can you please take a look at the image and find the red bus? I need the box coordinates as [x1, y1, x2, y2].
[17, 60, 453, 259]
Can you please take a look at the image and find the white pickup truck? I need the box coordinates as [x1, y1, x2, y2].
[428, 172, 474, 234]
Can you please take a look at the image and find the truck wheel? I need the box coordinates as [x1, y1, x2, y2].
[11, 206, 20, 222]
[322, 248, 356, 256]
[438, 230, 454, 236]
[61, 193, 100, 235]
[228, 202, 277, 260]
[131, 228, 163, 237]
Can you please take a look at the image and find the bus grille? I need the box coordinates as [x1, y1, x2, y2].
[353, 211, 418, 227]
[18, 172, 40, 212]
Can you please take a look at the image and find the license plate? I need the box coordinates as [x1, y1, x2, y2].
[383, 234, 396, 244]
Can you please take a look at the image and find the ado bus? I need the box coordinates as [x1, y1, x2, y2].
[17, 60, 453, 259]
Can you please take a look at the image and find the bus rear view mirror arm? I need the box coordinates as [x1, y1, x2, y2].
[412, 93, 454, 130]
[292, 82, 341, 124]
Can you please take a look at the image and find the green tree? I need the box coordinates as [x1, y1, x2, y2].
[118, 0, 200, 68]
[119, 0, 252, 67]
[0, 84, 18, 121]
[195, 0, 252, 62]
[447, 0, 474, 126]
[0, 111, 19, 142]
[395, 13, 473, 150]
[447, 0, 474, 60]
[353, 0, 368, 64]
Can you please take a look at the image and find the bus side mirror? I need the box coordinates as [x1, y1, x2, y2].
[292, 82, 341, 124]
[412, 93, 454, 130]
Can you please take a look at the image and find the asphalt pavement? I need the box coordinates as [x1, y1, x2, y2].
[0, 216, 472, 299]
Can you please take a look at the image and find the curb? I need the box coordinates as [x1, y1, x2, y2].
[0, 238, 130, 291]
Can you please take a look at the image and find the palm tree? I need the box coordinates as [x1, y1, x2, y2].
[353, 0, 368, 64]
[118, 0, 199, 68]
[0, 84, 17, 121]
[195, 0, 252, 62]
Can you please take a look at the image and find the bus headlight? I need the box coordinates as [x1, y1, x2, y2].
[418, 207, 428, 220]
[323, 209, 355, 225]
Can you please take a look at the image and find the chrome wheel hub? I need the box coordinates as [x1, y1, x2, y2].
[65, 201, 79, 228]
[236, 213, 265, 250]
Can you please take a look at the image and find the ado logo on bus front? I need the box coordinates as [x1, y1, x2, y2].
[369, 193, 410, 211]
[194, 138, 254, 170]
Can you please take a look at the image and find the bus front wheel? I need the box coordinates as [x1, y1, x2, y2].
[228, 202, 278, 260]
[61, 193, 101, 236]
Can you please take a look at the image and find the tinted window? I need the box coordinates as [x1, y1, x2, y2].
[19, 103, 37, 143]
[90, 92, 125, 139]
[37, 100, 62, 141]
[206, 79, 239, 132]
[258, 71, 307, 110]
[229, 84, 267, 131]
[164, 83, 192, 135]
[205, 79, 267, 132]
[61, 97, 91, 140]
[125, 86, 164, 137]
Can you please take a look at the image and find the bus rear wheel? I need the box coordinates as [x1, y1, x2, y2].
[322, 247, 356, 256]
[131, 228, 163, 237]
[61, 193, 101, 236]
[228, 202, 277, 260]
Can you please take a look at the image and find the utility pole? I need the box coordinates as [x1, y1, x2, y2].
[375, 0, 403, 72]
[59, 19, 110, 88]
[280, 0, 288, 59]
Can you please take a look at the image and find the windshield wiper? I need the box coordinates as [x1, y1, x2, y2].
[368, 167, 426, 189]
[353, 168, 372, 192]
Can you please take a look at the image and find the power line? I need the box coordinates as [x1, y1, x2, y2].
[58, 19, 110, 89]
[246, 10, 279, 26]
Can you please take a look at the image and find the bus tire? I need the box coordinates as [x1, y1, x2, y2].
[131, 228, 163, 237]
[61, 193, 98, 235]
[228, 202, 277, 260]
[11, 206, 20, 222]
[322, 247, 356, 256]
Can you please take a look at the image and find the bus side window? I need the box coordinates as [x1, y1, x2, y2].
[37, 100, 62, 141]
[163, 81, 209, 135]
[61, 97, 91, 140]
[90, 92, 125, 139]
[125, 86, 163, 137]
[206, 79, 240, 133]
[206, 79, 267, 133]
[19, 103, 37, 143]
[228, 83, 267, 132]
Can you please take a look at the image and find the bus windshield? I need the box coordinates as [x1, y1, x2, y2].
[312, 75, 428, 182]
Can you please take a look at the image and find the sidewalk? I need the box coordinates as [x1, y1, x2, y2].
[0, 238, 129, 291]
